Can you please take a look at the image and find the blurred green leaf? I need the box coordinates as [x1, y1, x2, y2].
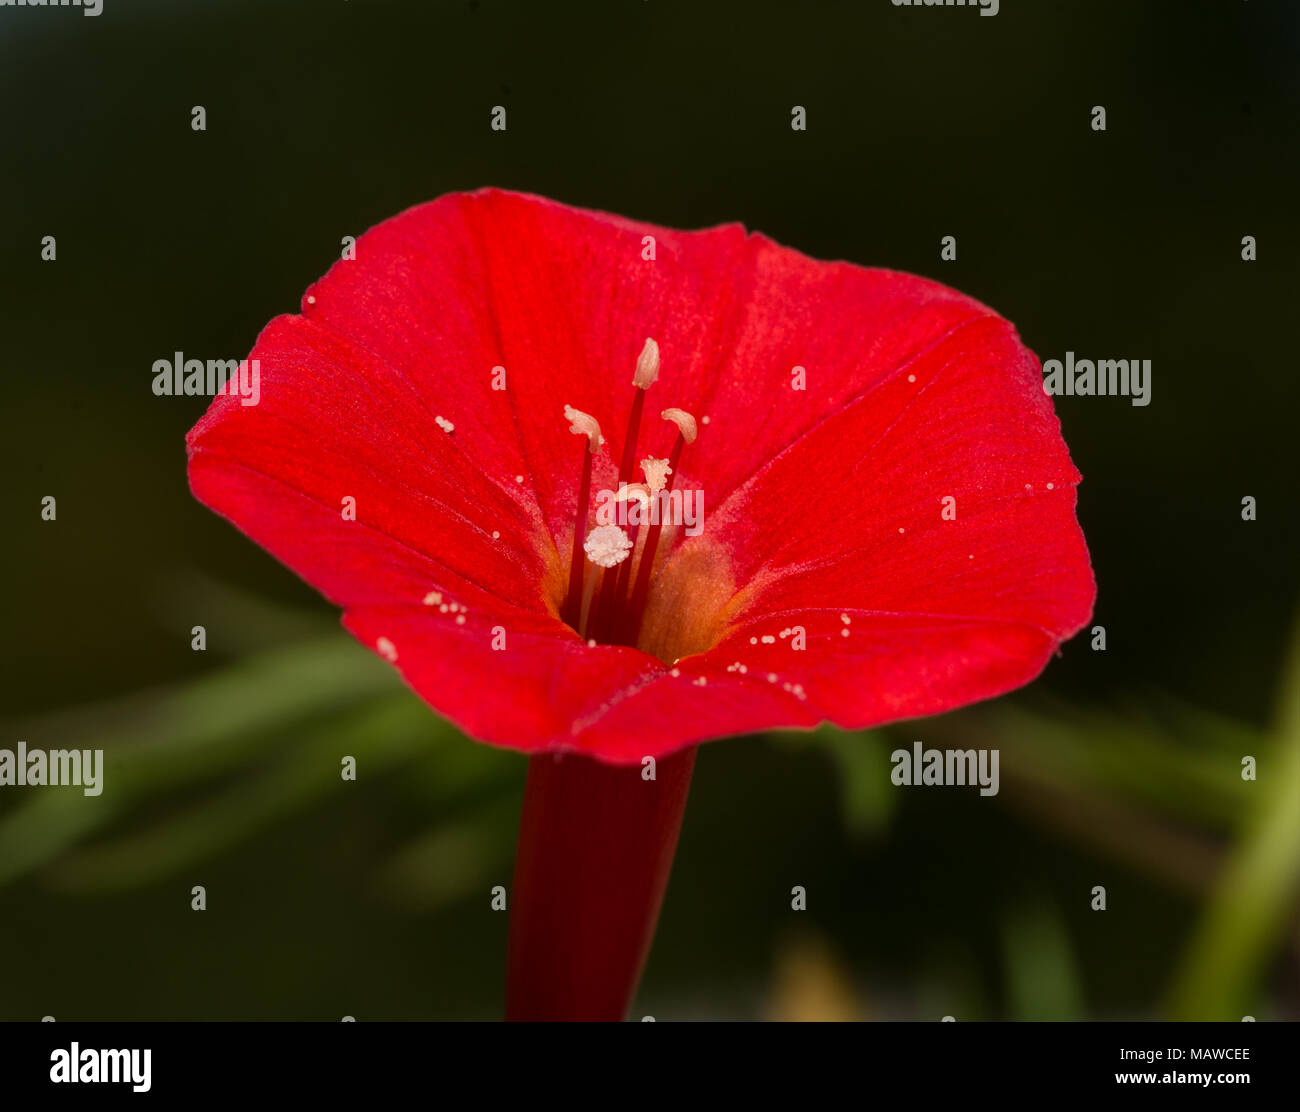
[0, 637, 404, 887]
[1001, 903, 1083, 1021]
[1166, 613, 1300, 1019]
[44, 695, 441, 893]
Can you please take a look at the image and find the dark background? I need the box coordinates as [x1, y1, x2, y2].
[1, 0, 1297, 1020]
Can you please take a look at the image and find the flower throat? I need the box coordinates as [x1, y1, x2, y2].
[560, 338, 702, 653]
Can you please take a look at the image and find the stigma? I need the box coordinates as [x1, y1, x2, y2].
[584, 524, 633, 568]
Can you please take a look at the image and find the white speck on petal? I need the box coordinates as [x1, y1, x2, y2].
[435, 415, 455, 434]
[377, 637, 397, 662]
[423, 591, 442, 606]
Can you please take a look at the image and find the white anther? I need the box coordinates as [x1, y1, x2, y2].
[614, 482, 652, 510]
[660, 407, 697, 444]
[633, 337, 661, 389]
[564, 405, 604, 452]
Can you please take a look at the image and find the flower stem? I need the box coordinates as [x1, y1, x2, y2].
[505, 745, 698, 1020]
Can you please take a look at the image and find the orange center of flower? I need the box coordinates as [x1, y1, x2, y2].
[560, 340, 735, 663]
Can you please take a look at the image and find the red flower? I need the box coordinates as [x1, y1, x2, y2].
[187, 188, 1094, 1020]
[187, 188, 1094, 764]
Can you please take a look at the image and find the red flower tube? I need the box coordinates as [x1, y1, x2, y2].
[186, 189, 1095, 1020]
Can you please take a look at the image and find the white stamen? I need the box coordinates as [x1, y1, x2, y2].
[614, 482, 651, 510]
[660, 407, 697, 444]
[583, 524, 633, 568]
[563, 405, 604, 452]
[633, 337, 660, 389]
[435, 415, 455, 434]
[641, 456, 672, 493]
